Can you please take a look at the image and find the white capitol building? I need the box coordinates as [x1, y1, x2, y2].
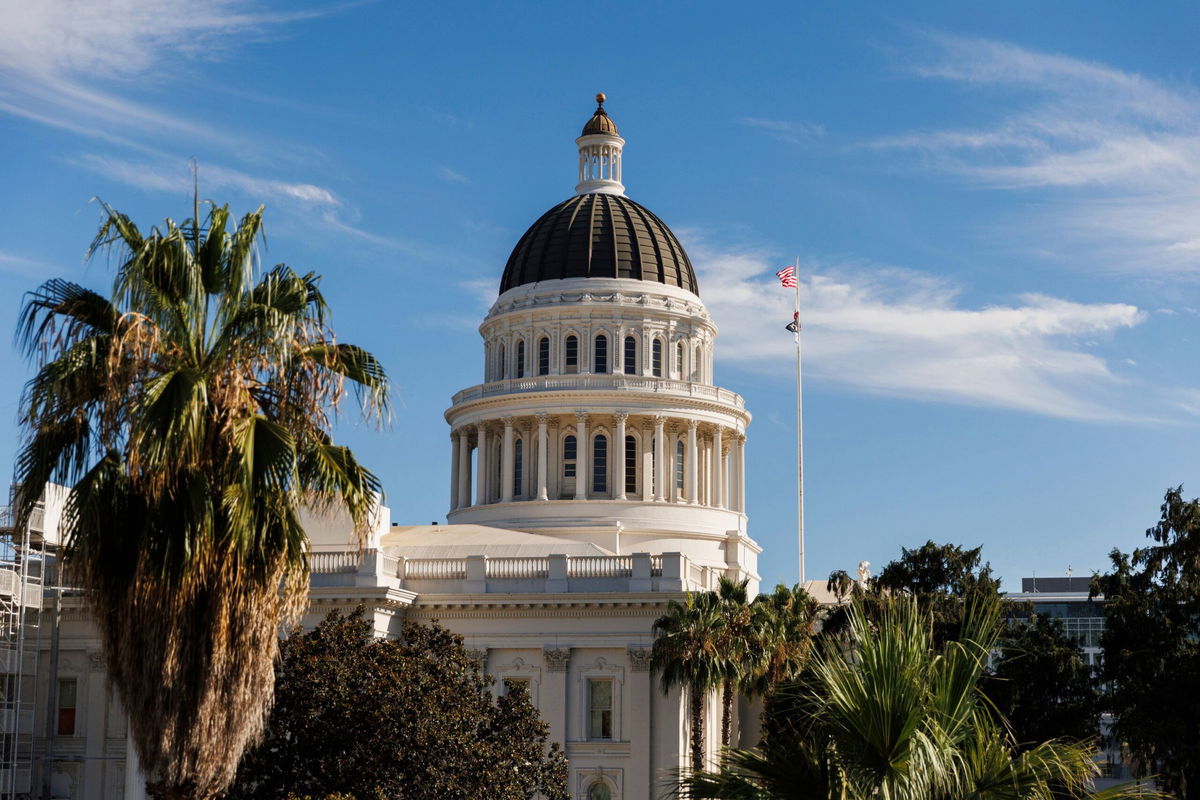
[1, 96, 765, 800]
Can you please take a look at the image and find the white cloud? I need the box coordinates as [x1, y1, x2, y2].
[740, 117, 826, 143]
[74, 154, 341, 208]
[0, 0, 325, 148]
[684, 237, 1166, 422]
[437, 166, 470, 184]
[874, 31, 1200, 276]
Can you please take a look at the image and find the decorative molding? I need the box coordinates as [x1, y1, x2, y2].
[613, 411, 629, 423]
[87, 650, 105, 672]
[687, 418, 699, 430]
[535, 412, 550, 425]
[627, 646, 653, 671]
[500, 416, 514, 427]
[574, 410, 590, 423]
[543, 647, 571, 672]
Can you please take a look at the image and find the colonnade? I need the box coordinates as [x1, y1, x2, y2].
[449, 412, 746, 513]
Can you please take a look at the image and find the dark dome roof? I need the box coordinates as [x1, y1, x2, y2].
[499, 193, 699, 296]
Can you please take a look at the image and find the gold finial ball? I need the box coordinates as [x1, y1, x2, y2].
[596, 92, 606, 106]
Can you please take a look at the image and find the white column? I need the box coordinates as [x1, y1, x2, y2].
[457, 430, 473, 508]
[654, 416, 666, 502]
[475, 422, 489, 507]
[574, 411, 589, 500]
[449, 431, 460, 511]
[712, 426, 723, 509]
[501, 416, 515, 503]
[614, 412, 628, 500]
[641, 425, 654, 499]
[536, 413, 549, 501]
[736, 433, 747, 512]
[686, 420, 699, 505]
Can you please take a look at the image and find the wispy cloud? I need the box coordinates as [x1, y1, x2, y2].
[683, 236, 1181, 423]
[73, 154, 341, 208]
[740, 117, 825, 144]
[0, 0, 328, 149]
[873, 30, 1200, 276]
[437, 166, 470, 184]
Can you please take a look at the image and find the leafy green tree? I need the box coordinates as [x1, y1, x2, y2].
[653, 591, 726, 772]
[14, 202, 387, 800]
[224, 609, 568, 800]
[679, 597, 1157, 800]
[985, 613, 1101, 749]
[1093, 487, 1200, 799]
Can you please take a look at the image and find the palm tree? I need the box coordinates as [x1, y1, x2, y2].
[652, 591, 726, 773]
[14, 201, 388, 800]
[678, 596, 1163, 800]
[714, 577, 753, 749]
[743, 584, 819, 734]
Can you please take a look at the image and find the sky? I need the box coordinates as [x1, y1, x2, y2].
[0, 0, 1197, 591]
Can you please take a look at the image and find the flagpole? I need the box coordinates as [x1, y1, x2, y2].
[794, 256, 805, 586]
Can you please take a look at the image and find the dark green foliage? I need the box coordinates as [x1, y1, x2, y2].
[824, 541, 1001, 646]
[224, 609, 568, 800]
[985, 614, 1101, 748]
[1093, 487, 1200, 798]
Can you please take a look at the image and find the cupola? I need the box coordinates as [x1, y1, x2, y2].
[575, 93, 625, 195]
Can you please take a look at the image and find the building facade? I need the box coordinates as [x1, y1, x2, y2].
[4, 96, 763, 800]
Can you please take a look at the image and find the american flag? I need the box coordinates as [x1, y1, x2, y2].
[775, 265, 798, 288]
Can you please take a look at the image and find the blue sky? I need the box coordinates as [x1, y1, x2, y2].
[1, 1, 1198, 590]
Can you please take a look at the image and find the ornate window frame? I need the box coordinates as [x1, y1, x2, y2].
[494, 656, 542, 706]
[577, 656, 625, 742]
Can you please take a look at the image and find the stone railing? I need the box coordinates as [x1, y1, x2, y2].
[450, 374, 745, 410]
[308, 549, 706, 595]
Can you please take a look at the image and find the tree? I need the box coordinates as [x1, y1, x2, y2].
[14, 202, 388, 800]
[1093, 487, 1200, 799]
[653, 591, 726, 772]
[714, 577, 754, 749]
[743, 583, 819, 739]
[679, 596, 1157, 800]
[985, 613, 1101, 749]
[826, 541, 1101, 755]
[223, 609, 569, 800]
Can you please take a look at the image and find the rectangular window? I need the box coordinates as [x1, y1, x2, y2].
[675, 441, 685, 492]
[652, 340, 662, 377]
[538, 338, 550, 376]
[588, 679, 613, 740]
[625, 436, 638, 494]
[57, 678, 77, 736]
[516, 341, 526, 379]
[563, 436, 577, 478]
[624, 337, 637, 375]
[513, 439, 523, 497]
[565, 336, 579, 374]
[592, 436, 607, 494]
[594, 336, 608, 374]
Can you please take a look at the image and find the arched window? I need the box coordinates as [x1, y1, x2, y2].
[692, 343, 701, 381]
[594, 334, 608, 374]
[625, 435, 638, 495]
[515, 339, 525, 379]
[565, 335, 579, 374]
[675, 440, 685, 495]
[538, 337, 550, 376]
[588, 782, 612, 800]
[592, 435, 608, 494]
[513, 438, 523, 497]
[498, 342, 507, 380]
[563, 435, 577, 478]
[676, 341, 684, 377]
[652, 339, 663, 377]
[623, 335, 637, 375]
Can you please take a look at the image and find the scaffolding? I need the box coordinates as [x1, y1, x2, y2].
[0, 502, 46, 799]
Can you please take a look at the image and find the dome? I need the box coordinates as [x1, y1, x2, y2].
[499, 192, 699, 296]
[582, 92, 619, 136]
